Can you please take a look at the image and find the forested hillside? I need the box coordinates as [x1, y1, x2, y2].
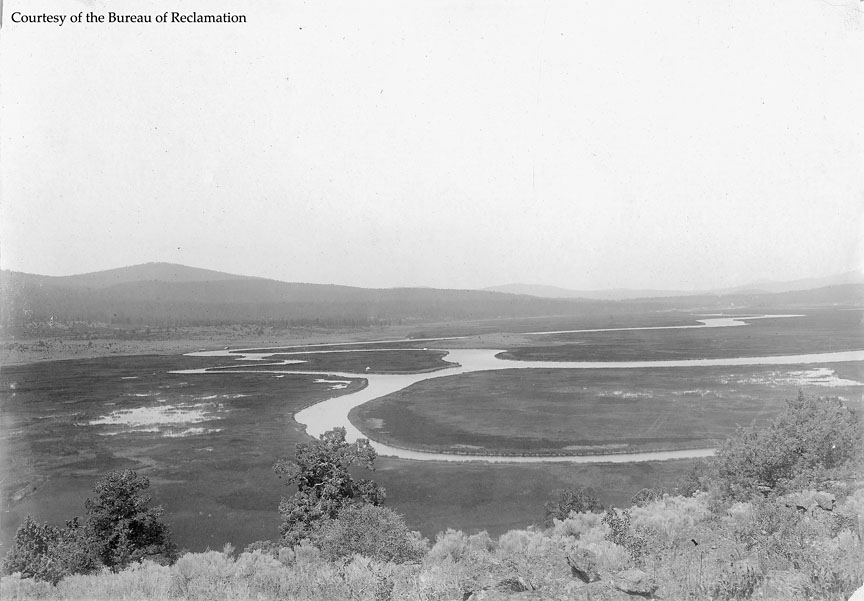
[2, 264, 861, 332]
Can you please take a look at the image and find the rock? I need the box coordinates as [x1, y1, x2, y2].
[611, 568, 658, 597]
[464, 589, 555, 601]
[465, 590, 507, 601]
[814, 492, 836, 512]
[464, 576, 531, 600]
[467, 580, 635, 601]
[567, 548, 601, 583]
[568, 581, 637, 601]
[495, 576, 531, 593]
[761, 569, 808, 599]
[783, 490, 836, 513]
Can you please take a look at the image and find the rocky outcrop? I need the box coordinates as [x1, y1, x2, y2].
[466, 548, 659, 601]
[760, 570, 809, 599]
[467, 581, 636, 601]
[610, 569, 658, 597]
[567, 549, 601, 583]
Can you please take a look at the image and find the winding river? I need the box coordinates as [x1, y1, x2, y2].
[177, 315, 864, 464]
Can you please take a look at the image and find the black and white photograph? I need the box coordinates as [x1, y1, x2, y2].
[1, 1, 863, 599]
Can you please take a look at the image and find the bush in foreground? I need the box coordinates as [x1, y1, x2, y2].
[4, 394, 862, 600]
[543, 486, 603, 525]
[715, 393, 861, 500]
[309, 503, 428, 563]
[3, 488, 861, 601]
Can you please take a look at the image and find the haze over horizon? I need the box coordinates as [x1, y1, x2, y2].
[4, 260, 864, 295]
[1, 0, 862, 291]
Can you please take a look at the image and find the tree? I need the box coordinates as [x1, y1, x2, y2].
[2, 517, 98, 584]
[544, 486, 603, 525]
[84, 469, 178, 569]
[2, 470, 175, 583]
[274, 427, 385, 546]
[715, 393, 861, 500]
[2, 516, 63, 583]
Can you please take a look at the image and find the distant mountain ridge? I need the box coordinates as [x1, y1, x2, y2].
[486, 270, 864, 300]
[1, 263, 861, 330]
[484, 283, 691, 300]
[0, 263, 598, 329]
[10, 262, 254, 289]
[712, 271, 864, 295]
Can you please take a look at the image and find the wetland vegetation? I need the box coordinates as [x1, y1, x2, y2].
[350, 363, 863, 456]
[3, 392, 863, 600]
[1, 300, 862, 599]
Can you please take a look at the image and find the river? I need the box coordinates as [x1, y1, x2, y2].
[177, 315, 863, 464]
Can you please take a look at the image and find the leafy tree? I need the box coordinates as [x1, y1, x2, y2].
[84, 469, 178, 570]
[274, 427, 386, 546]
[715, 393, 861, 500]
[544, 486, 603, 525]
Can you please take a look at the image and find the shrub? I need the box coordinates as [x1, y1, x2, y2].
[426, 529, 473, 564]
[628, 493, 712, 547]
[544, 486, 603, 525]
[631, 487, 667, 507]
[496, 529, 569, 590]
[424, 529, 500, 598]
[310, 504, 427, 563]
[674, 459, 717, 497]
[602, 508, 651, 564]
[715, 393, 860, 500]
[243, 540, 283, 557]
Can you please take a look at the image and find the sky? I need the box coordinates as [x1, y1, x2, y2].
[1, 0, 863, 291]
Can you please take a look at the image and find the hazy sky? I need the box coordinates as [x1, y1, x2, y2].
[1, 0, 862, 290]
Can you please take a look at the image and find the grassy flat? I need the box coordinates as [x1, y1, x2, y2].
[350, 363, 864, 456]
[221, 349, 455, 374]
[0, 356, 364, 552]
[500, 310, 863, 361]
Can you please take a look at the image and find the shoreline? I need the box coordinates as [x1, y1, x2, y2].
[0, 313, 808, 368]
[175, 314, 864, 465]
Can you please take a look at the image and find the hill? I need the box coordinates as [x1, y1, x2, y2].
[487, 270, 864, 300]
[485, 283, 691, 300]
[13, 262, 251, 289]
[1, 264, 861, 332]
[0, 263, 607, 329]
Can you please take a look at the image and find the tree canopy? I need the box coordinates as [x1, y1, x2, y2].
[85, 469, 177, 569]
[274, 427, 386, 546]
